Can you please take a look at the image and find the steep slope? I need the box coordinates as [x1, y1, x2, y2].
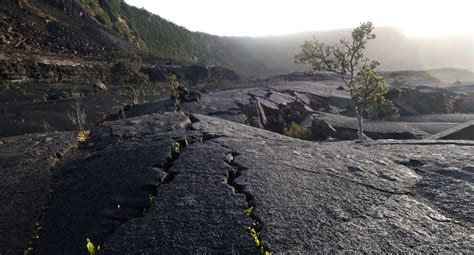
[5, 0, 471, 78]
[0, 0, 136, 59]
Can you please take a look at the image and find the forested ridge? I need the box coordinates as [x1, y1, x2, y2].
[59, 0, 473, 78]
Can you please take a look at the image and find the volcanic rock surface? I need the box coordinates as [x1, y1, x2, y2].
[1, 112, 473, 254]
[1, 1, 474, 253]
[0, 132, 78, 254]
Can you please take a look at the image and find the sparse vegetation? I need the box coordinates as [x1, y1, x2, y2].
[283, 122, 312, 140]
[68, 102, 87, 131]
[112, 51, 149, 85]
[1, 82, 12, 92]
[121, 86, 143, 106]
[153, 82, 166, 97]
[111, 51, 149, 105]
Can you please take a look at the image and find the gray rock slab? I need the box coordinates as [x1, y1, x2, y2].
[0, 132, 78, 254]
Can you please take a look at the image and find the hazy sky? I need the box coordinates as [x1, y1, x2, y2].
[124, 0, 474, 37]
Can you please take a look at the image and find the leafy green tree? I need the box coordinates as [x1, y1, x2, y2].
[295, 22, 392, 143]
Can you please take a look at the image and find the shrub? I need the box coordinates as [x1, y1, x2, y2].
[167, 75, 181, 110]
[121, 86, 143, 106]
[283, 122, 312, 140]
[67, 102, 87, 131]
[67, 102, 90, 142]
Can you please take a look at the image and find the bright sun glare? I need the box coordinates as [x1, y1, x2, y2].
[125, 0, 474, 37]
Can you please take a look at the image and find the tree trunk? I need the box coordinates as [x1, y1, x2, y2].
[356, 106, 365, 143]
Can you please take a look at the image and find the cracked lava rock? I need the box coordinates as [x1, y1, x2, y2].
[0, 112, 473, 254]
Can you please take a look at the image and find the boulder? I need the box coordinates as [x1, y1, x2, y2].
[94, 81, 108, 91]
[209, 66, 240, 81]
[310, 119, 336, 140]
[179, 87, 201, 102]
[182, 65, 210, 82]
[392, 86, 450, 115]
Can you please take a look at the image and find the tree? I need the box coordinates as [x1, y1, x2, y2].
[295, 21, 391, 143]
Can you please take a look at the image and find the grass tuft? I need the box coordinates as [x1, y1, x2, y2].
[78, 130, 91, 143]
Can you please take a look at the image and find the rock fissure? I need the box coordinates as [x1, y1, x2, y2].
[223, 151, 271, 254]
[94, 138, 192, 250]
[26, 140, 80, 255]
[87, 133, 197, 251]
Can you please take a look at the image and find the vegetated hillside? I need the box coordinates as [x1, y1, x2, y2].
[70, 0, 473, 78]
[64, 0, 273, 76]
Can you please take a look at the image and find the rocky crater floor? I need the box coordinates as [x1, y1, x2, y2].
[1, 111, 473, 254]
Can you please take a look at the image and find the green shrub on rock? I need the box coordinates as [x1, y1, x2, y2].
[283, 122, 312, 140]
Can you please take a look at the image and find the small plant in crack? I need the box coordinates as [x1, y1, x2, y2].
[149, 194, 156, 204]
[78, 130, 91, 143]
[244, 206, 254, 217]
[171, 142, 181, 156]
[68, 101, 90, 142]
[224, 152, 271, 255]
[143, 195, 157, 216]
[245, 211, 271, 254]
[86, 238, 100, 255]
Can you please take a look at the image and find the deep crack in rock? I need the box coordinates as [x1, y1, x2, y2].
[224, 151, 271, 254]
[94, 137, 196, 250]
